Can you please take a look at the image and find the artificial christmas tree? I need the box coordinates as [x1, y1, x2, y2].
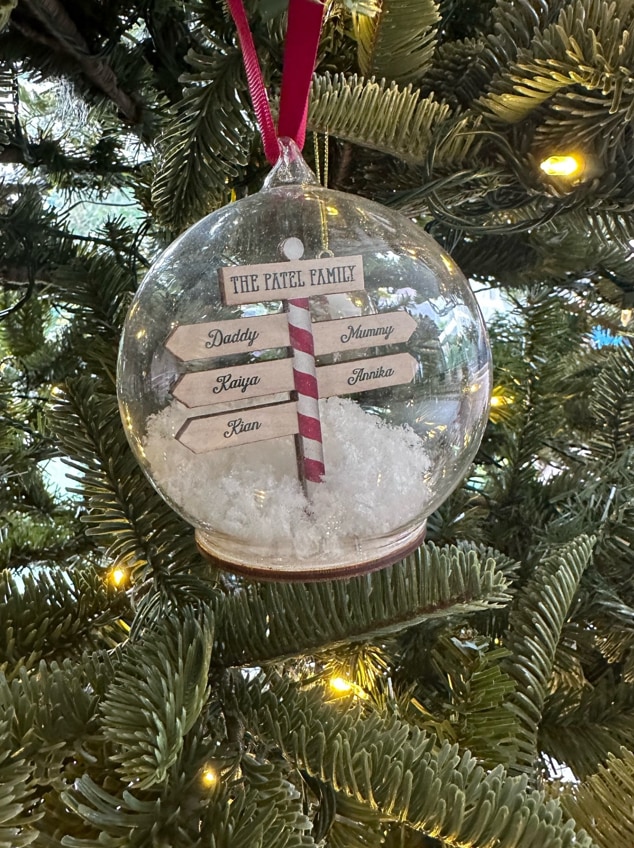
[0, 1, 633, 845]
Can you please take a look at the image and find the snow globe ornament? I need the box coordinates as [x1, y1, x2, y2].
[117, 140, 491, 580]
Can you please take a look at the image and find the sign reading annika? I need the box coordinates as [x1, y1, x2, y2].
[169, 252, 419, 454]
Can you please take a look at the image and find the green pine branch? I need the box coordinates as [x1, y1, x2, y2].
[0, 716, 39, 847]
[588, 343, 634, 463]
[323, 790, 386, 848]
[239, 755, 317, 848]
[502, 536, 594, 775]
[213, 543, 512, 667]
[540, 681, 634, 779]
[307, 72, 451, 163]
[0, 565, 129, 672]
[516, 211, 634, 287]
[421, 0, 560, 111]
[0, 658, 104, 845]
[483, 290, 591, 553]
[355, 0, 440, 84]
[560, 747, 634, 848]
[447, 643, 520, 770]
[480, 0, 634, 124]
[541, 344, 634, 582]
[485, 0, 562, 71]
[100, 607, 213, 789]
[151, 37, 255, 231]
[240, 673, 597, 848]
[63, 751, 318, 848]
[51, 249, 141, 381]
[48, 377, 206, 597]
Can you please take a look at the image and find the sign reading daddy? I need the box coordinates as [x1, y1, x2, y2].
[219, 255, 364, 306]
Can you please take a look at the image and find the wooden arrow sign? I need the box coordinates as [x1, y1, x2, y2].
[219, 255, 364, 306]
[177, 401, 300, 453]
[172, 358, 294, 408]
[318, 353, 418, 398]
[165, 313, 290, 362]
[165, 310, 416, 362]
[313, 311, 417, 355]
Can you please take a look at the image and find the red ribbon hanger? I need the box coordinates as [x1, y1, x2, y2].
[225, 0, 325, 164]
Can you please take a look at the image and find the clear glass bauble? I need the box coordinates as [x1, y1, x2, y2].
[117, 140, 491, 580]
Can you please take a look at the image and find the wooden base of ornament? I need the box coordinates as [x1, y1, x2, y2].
[195, 522, 427, 582]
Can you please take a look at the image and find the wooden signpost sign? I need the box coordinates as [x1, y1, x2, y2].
[167, 242, 418, 490]
[217, 254, 365, 305]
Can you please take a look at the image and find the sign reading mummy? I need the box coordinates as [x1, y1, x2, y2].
[168, 246, 418, 465]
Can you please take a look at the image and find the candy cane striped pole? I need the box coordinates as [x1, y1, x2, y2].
[281, 238, 325, 495]
[287, 297, 325, 492]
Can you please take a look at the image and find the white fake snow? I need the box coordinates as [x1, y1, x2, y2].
[142, 397, 431, 560]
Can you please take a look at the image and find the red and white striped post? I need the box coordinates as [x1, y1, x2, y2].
[281, 238, 325, 494]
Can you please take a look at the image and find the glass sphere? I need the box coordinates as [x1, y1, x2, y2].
[117, 140, 491, 579]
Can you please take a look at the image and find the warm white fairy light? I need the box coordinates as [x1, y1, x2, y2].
[329, 676, 353, 694]
[201, 767, 218, 787]
[110, 566, 127, 587]
[539, 154, 583, 178]
[490, 394, 511, 408]
[489, 386, 515, 423]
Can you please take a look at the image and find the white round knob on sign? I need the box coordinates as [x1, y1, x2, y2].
[280, 237, 305, 261]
